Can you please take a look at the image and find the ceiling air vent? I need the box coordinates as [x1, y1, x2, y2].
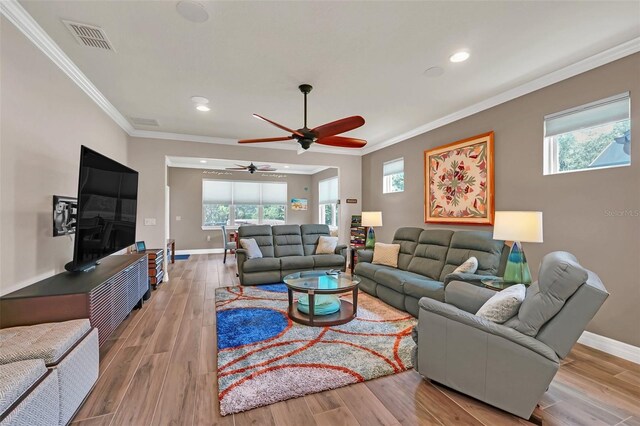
[62, 20, 115, 51]
[129, 117, 160, 127]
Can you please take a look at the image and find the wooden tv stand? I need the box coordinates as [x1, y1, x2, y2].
[0, 254, 148, 346]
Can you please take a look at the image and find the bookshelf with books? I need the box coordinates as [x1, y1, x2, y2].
[349, 215, 367, 273]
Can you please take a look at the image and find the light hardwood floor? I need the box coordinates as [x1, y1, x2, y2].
[70, 254, 640, 426]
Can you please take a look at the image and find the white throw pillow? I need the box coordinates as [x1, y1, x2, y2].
[372, 243, 401, 268]
[453, 256, 479, 274]
[316, 236, 339, 254]
[476, 284, 527, 323]
[239, 238, 263, 259]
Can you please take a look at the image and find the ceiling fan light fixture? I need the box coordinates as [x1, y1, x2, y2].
[196, 104, 210, 112]
[450, 51, 470, 63]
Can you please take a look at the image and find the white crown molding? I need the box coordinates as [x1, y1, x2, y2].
[578, 331, 640, 365]
[361, 36, 640, 155]
[4, 0, 638, 158]
[0, 0, 134, 134]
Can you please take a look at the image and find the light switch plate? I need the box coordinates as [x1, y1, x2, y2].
[176, 216, 182, 221]
[144, 218, 157, 226]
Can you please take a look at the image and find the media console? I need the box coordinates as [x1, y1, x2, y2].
[0, 254, 148, 346]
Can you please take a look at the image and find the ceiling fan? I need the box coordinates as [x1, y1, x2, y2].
[238, 84, 367, 150]
[225, 162, 276, 174]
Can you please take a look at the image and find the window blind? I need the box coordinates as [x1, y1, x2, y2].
[319, 177, 338, 204]
[203, 180, 232, 204]
[383, 158, 404, 176]
[544, 92, 630, 138]
[233, 181, 261, 204]
[262, 182, 287, 204]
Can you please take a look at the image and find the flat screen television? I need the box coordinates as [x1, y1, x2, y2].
[65, 146, 139, 272]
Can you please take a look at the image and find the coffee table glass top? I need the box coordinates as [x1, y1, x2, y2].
[283, 271, 360, 293]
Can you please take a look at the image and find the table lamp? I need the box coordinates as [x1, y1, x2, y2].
[492, 211, 543, 285]
[361, 211, 383, 250]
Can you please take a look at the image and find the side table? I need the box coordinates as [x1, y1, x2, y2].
[481, 277, 523, 291]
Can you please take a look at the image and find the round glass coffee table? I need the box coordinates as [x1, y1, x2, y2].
[283, 271, 360, 326]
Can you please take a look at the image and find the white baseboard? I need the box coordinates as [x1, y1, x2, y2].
[578, 331, 640, 365]
[175, 249, 225, 255]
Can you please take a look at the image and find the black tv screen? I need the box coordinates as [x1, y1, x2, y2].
[67, 146, 138, 272]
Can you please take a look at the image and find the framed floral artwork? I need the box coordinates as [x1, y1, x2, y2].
[424, 131, 495, 225]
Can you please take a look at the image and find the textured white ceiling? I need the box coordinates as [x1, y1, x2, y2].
[20, 1, 640, 152]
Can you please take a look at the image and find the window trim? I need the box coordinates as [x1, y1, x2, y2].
[383, 157, 404, 194]
[201, 179, 288, 228]
[543, 93, 631, 176]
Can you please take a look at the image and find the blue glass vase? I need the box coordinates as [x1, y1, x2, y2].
[503, 241, 532, 284]
[365, 227, 376, 250]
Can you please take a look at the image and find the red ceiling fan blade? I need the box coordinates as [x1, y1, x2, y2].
[226, 167, 248, 170]
[315, 136, 367, 148]
[238, 136, 294, 144]
[253, 114, 304, 138]
[312, 116, 365, 139]
[258, 168, 278, 172]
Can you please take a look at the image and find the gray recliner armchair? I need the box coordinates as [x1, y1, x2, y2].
[413, 251, 608, 420]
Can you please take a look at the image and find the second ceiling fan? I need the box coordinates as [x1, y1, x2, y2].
[239, 84, 367, 150]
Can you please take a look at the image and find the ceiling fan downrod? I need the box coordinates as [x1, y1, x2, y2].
[299, 84, 312, 129]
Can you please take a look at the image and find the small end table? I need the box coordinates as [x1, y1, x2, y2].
[481, 277, 523, 291]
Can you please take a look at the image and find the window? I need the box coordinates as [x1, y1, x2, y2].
[202, 180, 287, 228]
[544, 92, 630, 175]
[383, 158, 404, 193]
[318, 177, 339, 227]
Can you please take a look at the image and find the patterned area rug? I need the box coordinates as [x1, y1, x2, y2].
[215, 284, 417, 415]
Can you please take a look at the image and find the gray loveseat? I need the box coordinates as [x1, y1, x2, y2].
[236, 224, 347, 285]
[354, 227, 509, 316]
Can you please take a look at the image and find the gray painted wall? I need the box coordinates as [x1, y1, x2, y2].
[168, 167, 313, 250]
[0, 18, 129, 296]
[361, 54, 640, 346]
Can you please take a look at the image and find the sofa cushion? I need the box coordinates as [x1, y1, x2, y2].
[238, 225, 275, 257]
[280, 255, 314, 271]
[403, 277, 445, 302]
[316, 236, 339, 254]
[312, 254, 345, 268]
[0, 359, 48, 414]
[372, 243, 401, 267]
[439, 231, 505, 281]
[242, 257, 281, 273]
[301, 224, 331, 255]
[272, 225, 304, 257]
[374, 269, 431, 294]
[239, 238, 263, 259]
[391, 227, 423, 270]
[505, 252, 588, 336]
[407, 229, 454, 280]
[354, 262, 390, 280]
[0, 319, 91, 366]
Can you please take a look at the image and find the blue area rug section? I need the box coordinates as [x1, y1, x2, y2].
[217, 308, 288, 350]
[174, 254, 190, 260]
[256, 283, 288, 293]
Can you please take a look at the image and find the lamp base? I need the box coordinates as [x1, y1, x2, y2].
[365, 227, 376, 250]
[503, 241, 532, 285]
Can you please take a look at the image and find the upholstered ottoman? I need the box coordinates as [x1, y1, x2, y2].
[0, 360, 59, 426]
[0, 320, 99, 425]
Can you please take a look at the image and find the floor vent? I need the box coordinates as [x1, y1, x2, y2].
[129, 117, 160, 127]
[63, 20, 115, 51]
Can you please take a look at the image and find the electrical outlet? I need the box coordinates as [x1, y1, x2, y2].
[207, 235, 211, 242]
[176, 216, 182, 221]
[144, 218, 156, 226]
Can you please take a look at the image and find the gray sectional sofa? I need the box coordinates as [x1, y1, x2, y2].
[236, 224, 347, 285]
[354, 227, 509, 316]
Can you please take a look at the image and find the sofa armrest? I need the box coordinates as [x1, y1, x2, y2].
[443, 272, 499, 287]
[418, 298, 558, 362]
[445, 281, 495, 314]
[356, 249, 374, 263]
[335, 245, 348, 256]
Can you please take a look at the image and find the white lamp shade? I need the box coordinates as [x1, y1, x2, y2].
[493, 211, 543, 243]
[361, 211, 383, 227]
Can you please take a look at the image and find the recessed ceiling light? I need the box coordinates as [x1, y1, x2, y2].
[191, 96, 209, 104]
[200, 160, 207, 164]
[176, 1, 209, 23]
[449, 51, 470, 63]
[423, 66, 444, 77]
[196, 105, 210, 112]
[284, 165, 290, 169]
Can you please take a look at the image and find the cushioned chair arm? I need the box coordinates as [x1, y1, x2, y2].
[356, 249, 374, 263]
[445, 281, 496, 314]
[418, 298, 559, 362]
[443, 272, 499, 287]
[335, 245, 348, 256]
